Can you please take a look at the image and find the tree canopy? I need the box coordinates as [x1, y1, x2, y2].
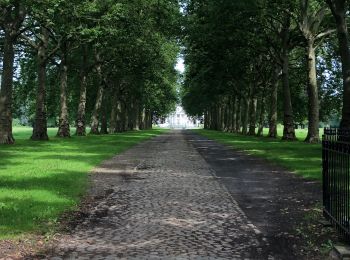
[0, 0, 181, 143]
[181, 0, 348, 143]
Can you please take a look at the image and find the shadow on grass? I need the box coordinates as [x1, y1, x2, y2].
[0, 129, 165, 239]
[194, 129, 322, 180]
[0, 197, 70, 237]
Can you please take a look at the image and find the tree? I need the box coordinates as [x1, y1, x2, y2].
[325, 0, 350, 128]
[0, 1, 26, 144]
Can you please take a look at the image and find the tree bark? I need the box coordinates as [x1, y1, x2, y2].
[231, 96, 237, 132]
[326, 0, 350, 128]
[268, 67, 279, 138]
[57, 49, 70, 138]
[235, 97, 241, 132]
[109, 94, 118, 133]
[242, 97, 249, 135]
[145, 110, 152, 130]
[0, 3, 26, 144]
[90, 53, 104, 135]
[281, 47, 296, 140]
[224, 100, 231, 132]
[100, 107, 108, 134]
[140, 107, 146, 130]
[133, 100, 140, 131]
[305, 43, 320, 143]
[257, 94, 266, 137]
[75, 47, 88, 136]
[31, 27, 49, 141]
[0, 32, 15, 144]
[248, 94, 258, 136]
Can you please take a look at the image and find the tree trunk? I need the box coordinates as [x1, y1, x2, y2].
[31, 27, 49, 141]
[0, 32, 15, 144]
[133, 100, 140, 131]
[326, 0, 350, 128]
[281, 49, 296, 140]
[124, 102, 130, 131]
[235, 97, 241, 132]
[140, 108, 146, 130]
[76, 47, 88, 136]
[90, 84, 104, 134]
[225, 100, 231, 132]
[248, 94, 258, 136]
[242, 97, 249, 135]
[231, 96, 237, 132]
[268, 66, 279, 138]
[0, 3, 25, 144]
[257, 94, 266, 137]
[109, 94, 118, 133]
[57, 50, 70, 138]
[116, 101, 124, 132]
[90, 53, 104, 135]
[100, 107, 108, 134]
[145, 110, 152, 130]
[305, 43, 320, 143]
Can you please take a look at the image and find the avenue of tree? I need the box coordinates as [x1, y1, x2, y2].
[0, 0, 180, 144]
[182, 0, 350, 143]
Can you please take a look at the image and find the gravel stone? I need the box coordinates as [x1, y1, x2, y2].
[47, 131, 264, 259]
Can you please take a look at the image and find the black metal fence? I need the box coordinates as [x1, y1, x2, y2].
[323, 128, 350, 241]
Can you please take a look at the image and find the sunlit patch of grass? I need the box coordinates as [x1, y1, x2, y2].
[0, 127, 166, 239]
[193, 127, 322, 180]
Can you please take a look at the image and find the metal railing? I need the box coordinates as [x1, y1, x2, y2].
[323, 128, 350, 241]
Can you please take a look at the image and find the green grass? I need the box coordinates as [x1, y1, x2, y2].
[0, 127, 166, 239]
[194, 127, 322, 180]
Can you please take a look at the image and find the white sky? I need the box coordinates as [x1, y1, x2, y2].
[175, 57, 185, 74]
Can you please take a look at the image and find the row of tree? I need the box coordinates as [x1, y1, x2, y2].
[182, 0, 350, 143]
[0, 0, 180, 144]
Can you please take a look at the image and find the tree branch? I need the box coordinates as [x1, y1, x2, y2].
[20, 34, 38, 49]
[315, 29, 336, 40]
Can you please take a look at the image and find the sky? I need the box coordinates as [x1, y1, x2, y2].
[175, 57, 185, 74]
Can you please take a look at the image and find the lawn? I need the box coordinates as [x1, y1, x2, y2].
[0, 127, 166, 239]
[194, 127, 322, 180]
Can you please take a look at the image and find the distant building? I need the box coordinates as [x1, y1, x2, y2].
[159, 106, 200, 129]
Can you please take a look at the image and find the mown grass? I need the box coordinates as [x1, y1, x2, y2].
[0, 127, 166, 239]
[194, 127, 322, 180]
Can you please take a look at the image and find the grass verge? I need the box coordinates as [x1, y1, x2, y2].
[193, 128, 322, 180]
[0, 127, 166, 239]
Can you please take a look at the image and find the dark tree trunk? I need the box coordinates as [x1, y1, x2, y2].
[76, 47, 88, 136]
[231, 96, 237, 132]
[100, 108, 108, 134]
[100, 91, 109, 134]
[268, 67, 279, 138]
[0, 32, 15, 144]
[235, 97, 241, 132]
[109, 93, 118, 133]
[305, 43, 320, 143]
[145, 110, 152, 130]
[124, 102, 130, 131]
[0, 3, 25, 144]
[326, 0, 350, 128]
[248, 94, 258, 136]
[224, 100, 231, 132]
[257, 94, 266, 137]
[242, 97, 249, 135]
[57, 50, 70, 138]
[31, 27, 49, 141]
[281, 49, 296, 141]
